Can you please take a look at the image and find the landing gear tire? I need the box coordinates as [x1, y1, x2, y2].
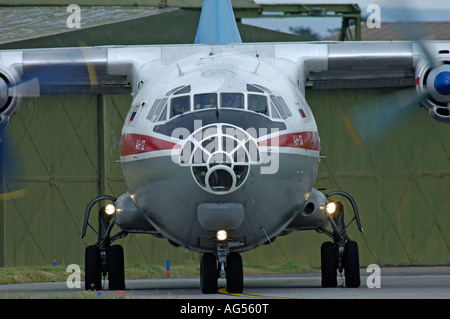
[343, 241, 360, 288]
[226, 252, 244, 293]
[108, 245, 125, 290]
[200, 253, 218, 294]
[321, 241, 337, 288]
[85, 245, 101, 291]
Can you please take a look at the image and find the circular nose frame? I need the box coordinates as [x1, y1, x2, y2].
[178, 123, 261, 195]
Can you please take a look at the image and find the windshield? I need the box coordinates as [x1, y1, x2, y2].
[194, 93, 217, 110]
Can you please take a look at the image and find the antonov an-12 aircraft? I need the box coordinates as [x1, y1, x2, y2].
[0, 1, 448, 293]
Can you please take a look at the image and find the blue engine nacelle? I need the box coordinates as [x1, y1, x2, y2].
[423, 64, 450, 124]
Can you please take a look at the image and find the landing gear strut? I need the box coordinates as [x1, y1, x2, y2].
[319, 191, 363, 288]
[81, 195, 128, 291]
[200, 241, 244, 294]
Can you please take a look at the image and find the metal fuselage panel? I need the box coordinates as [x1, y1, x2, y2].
[119, 52, 321, 253]
[121, 146, 319, 252]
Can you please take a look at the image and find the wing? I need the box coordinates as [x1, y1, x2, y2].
[0, 45, 162, 123]
[1, 41, 448, 129]
[0, 44, 228, 123]
[271, 41, 450, 145]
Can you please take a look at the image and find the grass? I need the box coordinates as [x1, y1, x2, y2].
[244, 261, 318, 275]
[0, 261, 318, 285]
[0, 266, 70, 285]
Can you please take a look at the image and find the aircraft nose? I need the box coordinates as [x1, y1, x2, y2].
[178, 123, 261, 195]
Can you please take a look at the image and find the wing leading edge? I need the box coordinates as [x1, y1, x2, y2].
[0, 40, 448, 126]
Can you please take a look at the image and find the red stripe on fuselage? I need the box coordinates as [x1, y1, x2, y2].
[120, 131, 320, 157]
[120, 133, 179, 157]
[258, 131, 320, 151]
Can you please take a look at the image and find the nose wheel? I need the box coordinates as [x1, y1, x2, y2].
[320, 191, 363, 288]
[200, 253, 218, 294]
[81, 195, 128, 291]
[200, 243, 244, 294]
[321, 240, 360, 288]
[226, 252, 244, 293]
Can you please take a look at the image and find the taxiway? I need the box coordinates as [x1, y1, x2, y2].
[0, 266, 448, 299]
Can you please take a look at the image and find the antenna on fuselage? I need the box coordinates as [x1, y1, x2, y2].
[176, 63, 184, 76]
[253, 62, 261, 74]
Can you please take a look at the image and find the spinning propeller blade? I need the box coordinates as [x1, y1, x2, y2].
[7, 77, 40, 97]
[345, 3, 450, 148]
[344, 88, 426, 148]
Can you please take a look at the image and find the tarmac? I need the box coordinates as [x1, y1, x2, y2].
[0, 266, 448, 299]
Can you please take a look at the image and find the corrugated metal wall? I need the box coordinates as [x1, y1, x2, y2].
[245, 88, 449, 268]
[1, 92, 201, 267]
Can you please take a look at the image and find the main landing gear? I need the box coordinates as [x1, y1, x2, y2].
[319, 191, 363, 288]
[81, 195, 128, 291]
[200, 239, 244, 294]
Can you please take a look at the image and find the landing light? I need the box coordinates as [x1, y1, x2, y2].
[105, 204, 116, 215]
[326, 202, 337, 215]
[217, 230, 228, 241]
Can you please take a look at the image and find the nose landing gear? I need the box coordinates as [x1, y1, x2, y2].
[81, 195, 128, 291]
[320, 191, 363, 288]
[200, 241, 244, 294]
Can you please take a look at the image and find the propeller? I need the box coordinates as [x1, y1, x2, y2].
[0, 42, 101, 107]
[0, 116, 26, 201]
[6, 77, 40, 98]
[343, 88, 427, 148]
[344, 6, 450, 148]
[0, 43, 99, 201]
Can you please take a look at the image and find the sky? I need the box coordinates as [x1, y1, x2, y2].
[244, 0, 450, 38]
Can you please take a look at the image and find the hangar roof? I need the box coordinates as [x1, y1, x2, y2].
[0, 5, 304, 49]
[325, 22, 450, 41]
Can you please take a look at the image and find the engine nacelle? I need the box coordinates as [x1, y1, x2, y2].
[0, 69, 22, 124]
[428, 104, 450, 124]
[113, 192, 160, 235]
[416, 62, 450, 124]
[281, 188, 330, 235]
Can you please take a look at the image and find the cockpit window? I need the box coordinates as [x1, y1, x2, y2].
[158, 104, 168, 121]
[148, 89, 291, 123]
[277, 96, 292, 117]
[147, 99, 161, 120]
[253, 84, 272, 94]
[221, 93, 244, 109]
[270, 95, 287, 119]
[174, 85, 191, 95]
[270, 102, 281, 118]
[170, 95, 190, 118]
[246, 84, 264, 93]
[194, 93, 217, 110]
[149, 98, 167, 122]
[165, 86, 184, 96]
[248, 94, 268, 115]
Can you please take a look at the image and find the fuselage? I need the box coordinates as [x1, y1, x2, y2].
[119, 48, 321, 253]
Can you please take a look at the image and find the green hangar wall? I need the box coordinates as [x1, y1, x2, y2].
[247, 88, 449, 268]
[0, 7, 448, 269]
